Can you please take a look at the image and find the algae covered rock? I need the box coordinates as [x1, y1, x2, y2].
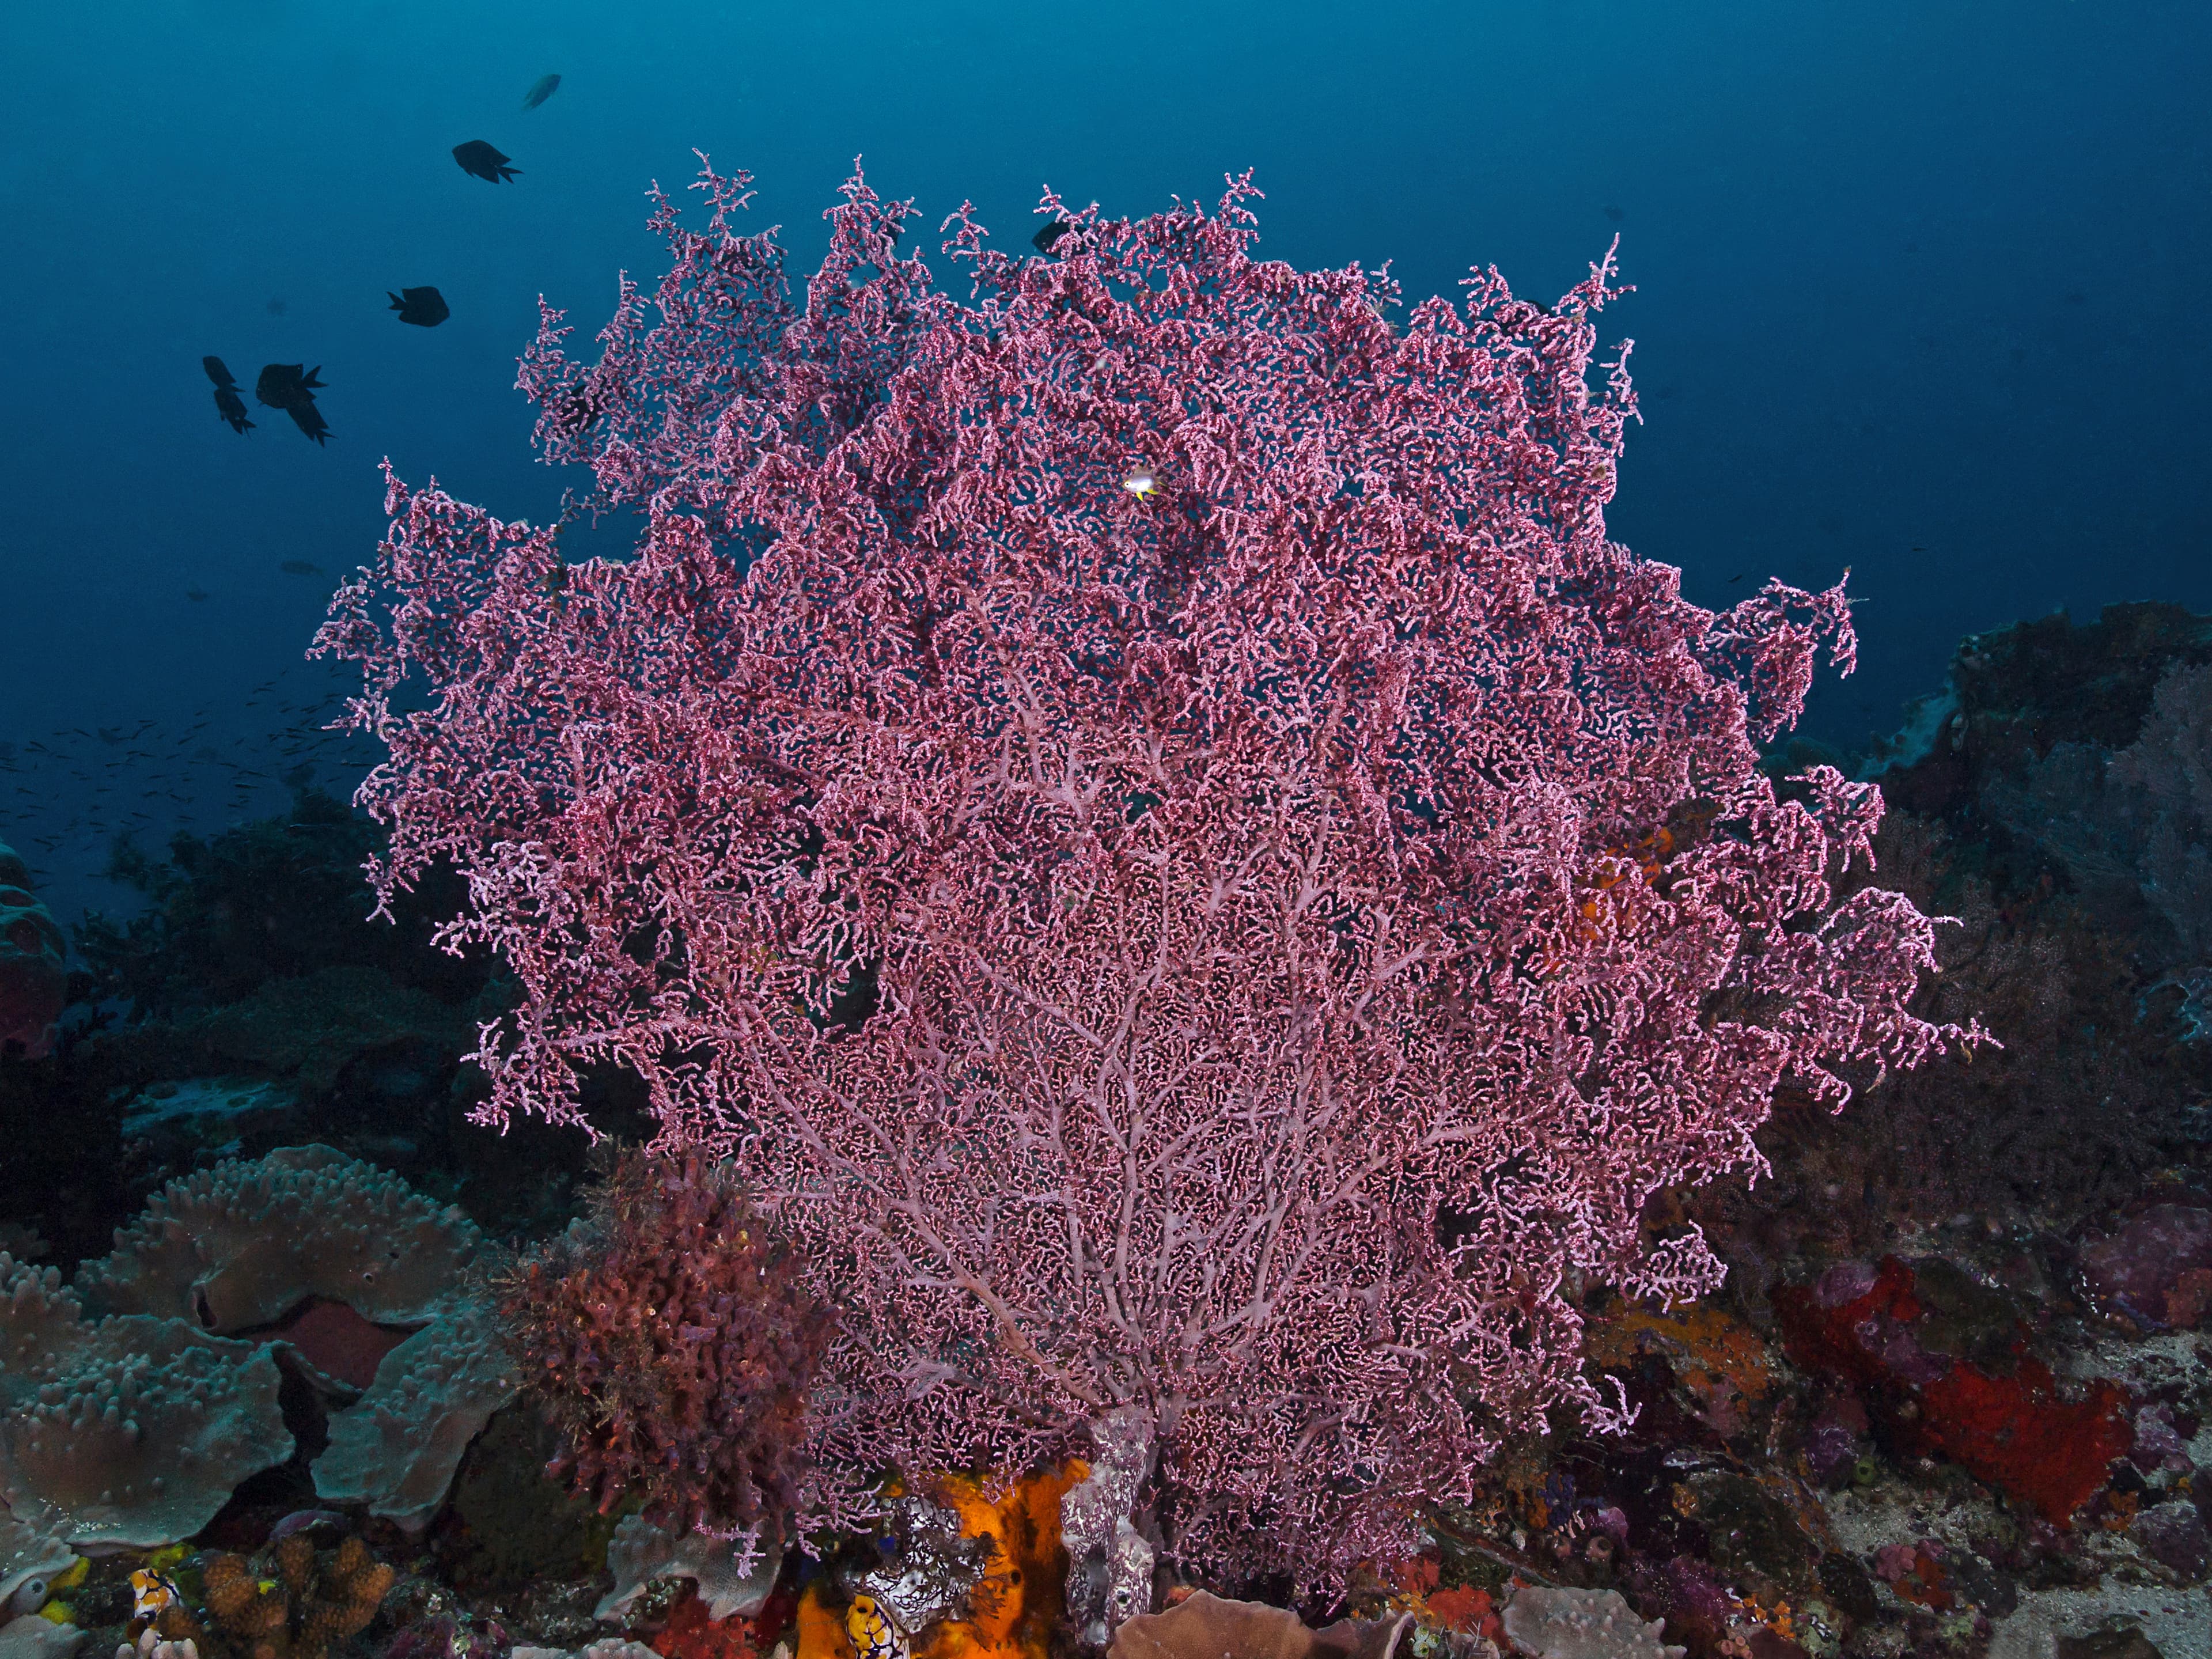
[0, 844, 66, 1060]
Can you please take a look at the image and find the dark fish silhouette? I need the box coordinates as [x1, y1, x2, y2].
[1032, 219, 1073, 255]
[213, 388, 253, 433]
[1604, 204, 1625, 222]
[453, 140, 520, 183]
[256, 363, 332, 445]
[388, 286, 450, 327]
[521, 73, 561, 111]
[279, 560, 324, 577]
[203, 356, 255, 433]
[185, 586, 211, 603]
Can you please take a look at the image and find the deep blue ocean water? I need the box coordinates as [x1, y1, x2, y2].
[3, 0, 2207, 922]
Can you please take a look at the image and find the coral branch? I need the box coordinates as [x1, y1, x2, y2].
[318, 159, 1972, 1590]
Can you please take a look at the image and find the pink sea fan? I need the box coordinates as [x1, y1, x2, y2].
[316, 158, 1973, 1588]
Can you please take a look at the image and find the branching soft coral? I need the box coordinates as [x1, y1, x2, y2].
[322, 159, 1975, 1589]
[498, 1150, 829, 1543]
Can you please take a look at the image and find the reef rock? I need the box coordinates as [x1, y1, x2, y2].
[0, 1616, 87, 1659]
[1499, 1588, 1685, 1659]
[594, 1517, 781, 1624]
[77, 1146, 518, 1531]
[2077, 1202, 2212, 1331]
[1774, 1255, 2134, 1522]
[0, 1253, 290, 1548]
[0, 845, 66, 1059]
[115, 1078, 306, 1166]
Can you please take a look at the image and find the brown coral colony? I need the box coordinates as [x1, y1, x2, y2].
[154, 1537, 393, 1659]
[498, 1150, 830, 1542]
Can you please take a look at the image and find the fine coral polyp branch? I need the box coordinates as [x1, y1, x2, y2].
[316, 157, 1975, 1594]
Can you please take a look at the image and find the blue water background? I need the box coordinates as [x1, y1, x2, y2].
[2, 0, 2207, 921]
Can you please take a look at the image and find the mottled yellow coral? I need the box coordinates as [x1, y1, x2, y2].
[1586, 1302, 1774, 1399]
[796, 1587, 857, 1659]
[916, 1467, 1082, 1659]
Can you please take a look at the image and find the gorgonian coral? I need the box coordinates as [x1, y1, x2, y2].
[498, 1150, 827, 1544]
[321, 160, 1974, 1588]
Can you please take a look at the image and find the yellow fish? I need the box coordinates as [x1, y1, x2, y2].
[129, 1570, 180, 1622]
[845, 1595, 908, 1659]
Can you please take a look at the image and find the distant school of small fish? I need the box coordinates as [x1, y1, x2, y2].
[0, 77, 580, 891]
[199, 74, 560, 446]
[0, 660, 386, 883]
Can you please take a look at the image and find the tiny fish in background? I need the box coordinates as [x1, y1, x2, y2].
[202, 356, 255, 433]
[521, 73, 561, 111]
[255, 363, 332, 445]
[452, 139, 520, 183]
[278, 560, 323, 577]
[1032, 219, 1073, 254]
[184, 587, 210, 601]
[388, 285, 449, 327]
